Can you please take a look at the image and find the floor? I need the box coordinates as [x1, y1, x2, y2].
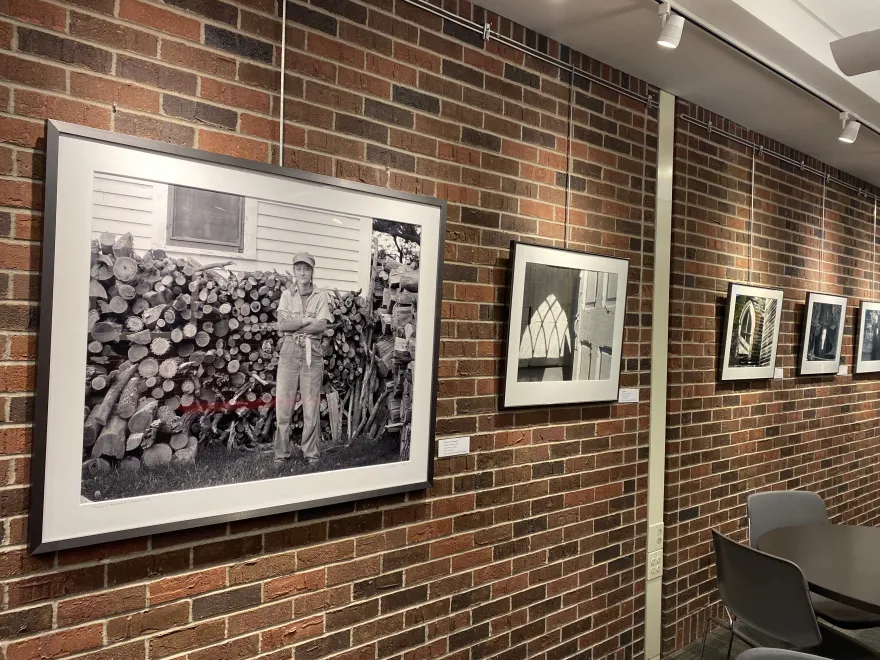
[668, 624, 880, 660]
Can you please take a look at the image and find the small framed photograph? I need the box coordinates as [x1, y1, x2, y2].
[797, 292, 847, 376]
[30, 121, 445, 553]
[855, 300, 880, 374]
[720, 282, 784, 381]
[502, 241, 629, 408]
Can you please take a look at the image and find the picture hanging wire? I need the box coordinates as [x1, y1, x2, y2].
[277, 0, 288, 166]
[563, 72, 574, 249]
[749, 146, 756, 283]
[820, 175, 827, 292]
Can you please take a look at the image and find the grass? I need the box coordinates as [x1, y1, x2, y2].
[81, 435, 401, 502]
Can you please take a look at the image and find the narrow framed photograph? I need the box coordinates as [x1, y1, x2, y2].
[797, 292, 847, 376]
[30, 120, 445, 553]
[502, 241, 629, 408]
[855, 300, 880, 374]
[720, 282, 784, 381]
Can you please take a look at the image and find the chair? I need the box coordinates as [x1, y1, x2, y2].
[701, 531, 880, 660]
[737, 651, 825, 660]
[748, 490, 880, 629]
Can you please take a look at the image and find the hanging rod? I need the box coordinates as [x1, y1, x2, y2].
[680, 114, 879, 202]
[397, 0, 656, 108]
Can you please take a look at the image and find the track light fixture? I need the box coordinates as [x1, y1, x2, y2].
[839, 112, 861, 144]
[658, 2, 685, 49]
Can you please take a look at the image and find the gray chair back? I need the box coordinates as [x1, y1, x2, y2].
[711, 530, 822, 649]
[747, 491, 828, 549]
[738, 651, 825, 660]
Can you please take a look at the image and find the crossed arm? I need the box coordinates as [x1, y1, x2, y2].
[278, 316, 327, 336]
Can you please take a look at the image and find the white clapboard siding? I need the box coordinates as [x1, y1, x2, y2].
[256, 201, 370, 292]
[91, 174, 157, 243]
[90, 174, 372, 293]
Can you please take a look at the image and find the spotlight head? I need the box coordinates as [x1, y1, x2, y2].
[839, 112, 861, 144]
[658, 3, 684, 49]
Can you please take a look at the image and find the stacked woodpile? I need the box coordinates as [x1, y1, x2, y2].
[365, 256, 419, 460]
[82, 232, 372, 473]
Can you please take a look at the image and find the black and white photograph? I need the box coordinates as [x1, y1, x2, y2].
[855, 300, 880, 374]
[30, 121, 444, 552]
[503, 242, 629, 407]
[797, 292, 847, 375]
[720, 282, 784, 381]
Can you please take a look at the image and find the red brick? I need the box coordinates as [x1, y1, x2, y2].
[57, 586, 146, 625]
[14, 89, 111, 130]
[0, 0, 66, 30]
[118, 0, 201, 40]
[70, 72, 160, 113]
[198, 129, 269, 161]
[161, 40, 236, 79]
[69, 11, 158, 57]
[0, 53, 66, 91]
[106, 602, 190, 642]
[149, 620, 225, 658]
[200, 77, 271, 114]
[240, 113, 280, 141]
[6, 624, 103, 660]
[260, 615, 324, 651]
[149, 567, 227, 605]
[265, 568, 325, 600]
[309, 33, 365, 68]
[338, 67, 391, 98]
[190, 635, 259, 660]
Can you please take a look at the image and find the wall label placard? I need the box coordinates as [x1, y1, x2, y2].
[618, 388, 640, 403]
[438, 436, 470, 457]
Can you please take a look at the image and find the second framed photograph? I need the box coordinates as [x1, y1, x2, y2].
[720, 282, 784, 381]
[502, 241, 629, 408]
[855, 300, 880, 374]
[798, 292, 847, 376]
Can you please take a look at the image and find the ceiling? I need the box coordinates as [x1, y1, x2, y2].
[476, 0, 880, 189]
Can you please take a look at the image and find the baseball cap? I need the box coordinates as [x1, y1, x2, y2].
[292, 252, 315, 267]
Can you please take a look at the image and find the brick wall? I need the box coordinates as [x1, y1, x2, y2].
[663, 99, 880, 653]
[0, 1, 658, 659]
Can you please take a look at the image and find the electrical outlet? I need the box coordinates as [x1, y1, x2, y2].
[647, 550, 663, 581]
[648, 523, 664, 553]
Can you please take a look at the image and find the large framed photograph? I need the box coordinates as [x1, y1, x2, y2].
[720, 282, 784, 381]
[30, 121, 445, 552]
[855, 300, 880, 374]
[797, 292, 847, 376]
[502, 241, 629, 408]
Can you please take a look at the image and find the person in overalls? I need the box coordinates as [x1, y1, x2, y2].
[274, 252, 333, 465]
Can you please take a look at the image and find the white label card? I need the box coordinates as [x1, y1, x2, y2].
[774, 367, 784, 380]
[618, 388, 640, 403]
[438, 436, 470, 458]
[838, 365, 849, 376]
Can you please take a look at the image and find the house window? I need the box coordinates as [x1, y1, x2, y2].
[167, 185, 244, 252]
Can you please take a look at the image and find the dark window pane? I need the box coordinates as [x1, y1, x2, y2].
[168, 185, 243, 250]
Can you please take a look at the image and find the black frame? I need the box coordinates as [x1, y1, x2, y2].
[500, 240, 631, 409]
[796, 291, 847, 377]
[854, 300, 880, 375]
[30, 120, 446, 553]
[718, 281, 785, 381]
